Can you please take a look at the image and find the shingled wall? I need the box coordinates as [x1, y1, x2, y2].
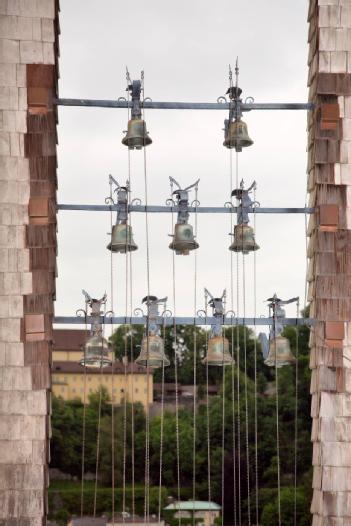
[308, 1, 351, 524]
[0, 0, 59, 523]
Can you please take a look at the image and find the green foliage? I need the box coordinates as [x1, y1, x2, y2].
[51, 321, 312, 524]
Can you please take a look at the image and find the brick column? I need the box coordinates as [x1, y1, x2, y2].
[308, 1, 351, 524]
[0, 1, 59, 523]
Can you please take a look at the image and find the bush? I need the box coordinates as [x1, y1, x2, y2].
[260, 487, 310, 526]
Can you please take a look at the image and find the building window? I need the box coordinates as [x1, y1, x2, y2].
[135, 388, 139, 393]
[120, 389, 124, 393]
[88, 377, 92, 382]
[72, 388, 76, 393]
[89, 388, 92, 393]
[113, 388, 116, 393]
[61, 387, 65, 393]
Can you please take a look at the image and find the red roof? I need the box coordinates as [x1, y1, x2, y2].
[52, 360, 150, 375]
[53, 329, 88, 351]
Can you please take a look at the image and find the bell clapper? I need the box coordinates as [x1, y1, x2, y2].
[168, 176, 200, 255]
[259, 294, 299, 367]
[229, 179, 259, 254]
[79, 290, 112, 368]
[202, 288, 234, 366]
[106, 175, 138, 253]
[121, 74, 152, 150]
[135, 295, 170, 369]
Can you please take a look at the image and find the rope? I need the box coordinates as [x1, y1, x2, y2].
[229, 148, 237, 526]
[80, 303, 89, 518]
[273, 311, 281, 526]
[294, 301, 300, 526]
[192, 188, 198, 526]
[170, 195, 181, 525]
[109, 186, 116, 525]
[204, 292, 212, 507]
[221, 341, 226, 526]
[158, 319, 166, 522]
[93, 310, 107, 518]
[122, 250, 129, 520]
[253, 190, 259, 526]
[242, 253, 251, 526]
[235, 152, 242, 526]
[142, 76, 151, 523]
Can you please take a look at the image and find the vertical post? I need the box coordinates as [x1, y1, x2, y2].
[0, 1, 59, 523]
[308, 1, 351, 524]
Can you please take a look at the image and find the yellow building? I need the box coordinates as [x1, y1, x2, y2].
[52, 330, 153, 408]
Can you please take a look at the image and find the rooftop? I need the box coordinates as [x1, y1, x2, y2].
[70, 518, 107, 526]
[53, 329, 88, 351]
[164, 501, 221, 511]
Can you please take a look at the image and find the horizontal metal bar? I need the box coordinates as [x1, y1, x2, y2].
[55, 98, 314, 112]
[54, 316, 314, 326]
[57, 204, 315, 214]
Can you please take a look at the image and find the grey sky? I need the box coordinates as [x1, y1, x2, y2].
[56, 0, 309, 332]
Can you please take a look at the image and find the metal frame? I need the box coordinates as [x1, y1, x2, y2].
[57, 204, 314, 214]
[54, 98, 314, 112]
[54, 316, 313, 326]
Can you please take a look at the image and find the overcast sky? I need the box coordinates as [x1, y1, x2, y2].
[56, 0, 309, 334]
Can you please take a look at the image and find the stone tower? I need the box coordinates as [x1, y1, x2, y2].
[0, 0, 59, 523]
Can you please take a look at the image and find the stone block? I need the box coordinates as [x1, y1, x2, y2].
[0, 38, 19, 63]
[18, 86, 27, 110]
[320, 392, 343, 417]
[322, 466, 351, 491]
[319, 6, 341, 27]
[32, 17, 41, 41]
[331, 51, 347, 72]
[0, 86, 18, 110]
[0, 390, 46, 415]
[322, 442, 351, 466]
[0, 131, 10, 155]
[341, 5, 351, 27]
[319, 28, 337, 51]
[43, 42, 54, 64]
[6, 0, 55, 18]
[16, 64, 26, 87]
[319, 51, 331, 73]
[41, 18, 54, 42]
[0, 318, 21, 342]
[0, 272, 21, 294]
[20, 41, 43, 64]
[0, 464, 44, 490]
[0, 439, 32, 464]
[1, 366, 32, 390]
[5, 342, 24, 366]
[0, 63, 16, 87]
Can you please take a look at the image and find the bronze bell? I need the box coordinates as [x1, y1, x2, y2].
[122, 119, 152, 150]
[107, 224, 138, 253]
[202, 335, 234, 366]
[223, 119, 253, 151]
[135, 334, 170, 369]
[79, 334, 112, 368]
[264, 335, 296, 367]
[169, 223, 199, 255]
[229, 224, 259, 254]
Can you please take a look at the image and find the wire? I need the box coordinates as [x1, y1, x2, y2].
[80, 303, 89, 518]
[109, 183, 116, 525]
[273, 310, 281, 526]
[229, 148, 237, 526]
[294, 301, 300, 526]
[192, 187, 199, 526]
[242, 253, 251, 526]
[253, 190, 259, 526]
[158, 319, 166, 523]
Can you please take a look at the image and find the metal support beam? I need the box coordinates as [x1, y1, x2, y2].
[57, 204, 314, 214]
[54, 316, 314, 326]
[54, 98, 314, 112]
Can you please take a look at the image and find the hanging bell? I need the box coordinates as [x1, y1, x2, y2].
[135, 334, 170, 369]
[107, 224, 138, 253]
[79, 334, 112, 368]
[202, 336, 234, 366]
[229, 224, 259, 254]
[223, 119, 253, 151]
[122, 119, 152, 150]
[169, 223, 199, 255]
[264, 335, 296, 367]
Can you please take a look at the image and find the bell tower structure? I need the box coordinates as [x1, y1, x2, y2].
[0, 0, 59, 523]
[307, 1, 351, 524]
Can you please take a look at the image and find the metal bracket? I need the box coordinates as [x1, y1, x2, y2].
[169, 177, 200, 224]
[231, 179, 257, 225]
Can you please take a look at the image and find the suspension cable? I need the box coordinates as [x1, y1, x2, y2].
[205, 292, 212, 507]
[122, 249, 129, 520]
[235, 152, 242, 526]
[93, 306, 107, 518]
[242, 253, 251, 526]
[253, 188, 259, 526]
[158, 317, 166, 522]
[229, 145, 237, 526]
[221, 330, 226, 526]
[273, 309, 281, 526]
[192, 187, 199, 525]
[80, 302, 89, 518]
[142, 71, 151, 524]
[109, 178, 116, 525]
[170, 187, 181, 523]
[294, 300, 300, 526]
